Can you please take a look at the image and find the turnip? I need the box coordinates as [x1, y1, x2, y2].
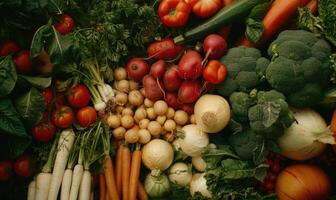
[190, 114, 196, 124]
[163, 65, 182, 92]
[178, 124, 209, 157]
[138, 129, 151, 144]
[122, 107, 134, 116]
[128, 90, 144, 106]
[106, 114, 121, 129]
[165, 93, 183, 110]
[139, 119, 150, 129]
[178, 80, 202, 104]
[142, 139, 174, 171]
[125, 128, 139, 144]
[190, 173, 212, 198]
[129, 80, 139, 90]
[203, 34, 227, 60]
[116, 80, 130, 93]
[144, 98, 154, 108]
[114, 67, 127, 81]
[156, 115, 167, 125]
[148, 121, 162, 137]
[154, 100, 168, 116]
[168, 162, 192, 186]
[146, 107, 157, 120]
[121, 115, 134, 129]
[192, 156, 206, 172]
[115, 92, 128, 106]
[112, 127, 126, 140]
[164, 119, 176, 132]
[178, 50, 203, 80]
[134, 107, 147, 122]
[174, 110, 189, 126]
[150, 60, 167, 78]
[166, 107, 175, 119]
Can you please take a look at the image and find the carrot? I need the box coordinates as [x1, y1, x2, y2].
[237, 0, 312, 47]
[137, 182, 148, 200]
[104, 155, 119, 200]
[105, 190, 110, 200]
[306, 0, 318, 14]
[129, 146, 142, 200]
[115, 145, 123, 196]
[99, 174, 107, 200]
[122, 145, 131, 200]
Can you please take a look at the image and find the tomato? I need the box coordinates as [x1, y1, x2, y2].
[31, 121, 56, 142]
[189, 0, 222, 18]
[14, 154, 33, 177]
[147, 38, 184, 60]
[158, 0, 191, 28]
[56, 93, 66, 106]
[41, 87, 53, 107]
[67, 84, 90, 108]
[0, 160, 12, 181]
[55, 14, 75, 35]
[52, 106, 74, 128]
[126, 58, 150, 82]
[13, 50, 32, 74]
[0, 40, 20, 56]
[77, 106, 97, 127]
[202, 60, 227, 84]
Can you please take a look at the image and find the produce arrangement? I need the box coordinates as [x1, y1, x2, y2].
[0, 0, 336, 200]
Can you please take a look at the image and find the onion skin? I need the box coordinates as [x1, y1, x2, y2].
[276, 164, 331, 200]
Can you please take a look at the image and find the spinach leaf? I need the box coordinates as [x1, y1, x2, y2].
[14, 88, 45, 125]
[0, 134, 31, 158]
[0, 98, 27, 136]
[0, 56, 17, 98]
[17, 75, 52, 89]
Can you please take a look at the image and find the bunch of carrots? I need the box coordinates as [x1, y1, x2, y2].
[99, 143, 148, 200]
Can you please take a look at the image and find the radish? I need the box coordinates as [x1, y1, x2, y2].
[48, 129, 76, 200]
[143, 75, 165, 101]
[178, 50, 203, 80]
[178, 81, 202, 104]
[78, 170, 91, 200]
[163, 65, 183, 92]
[203, 34, 227, 60]
[126, 58, 150, 82]
[165, 93, 183, 110]
[181, 103, 194, 115]
[61, 169, 72, 200]
[27, 180, 36, 200]
[147, 38, 184, 60]
[69, 164, 84, 200]
[150, 60, 167, 78]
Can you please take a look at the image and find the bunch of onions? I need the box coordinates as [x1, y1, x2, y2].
[276, 164, 331, 200]
[278, 108, 335, 160]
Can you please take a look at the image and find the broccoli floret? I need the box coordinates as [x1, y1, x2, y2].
[230, 92, 254, 123]
[266, 30, 332, 107]
[216, 46, 270, 97]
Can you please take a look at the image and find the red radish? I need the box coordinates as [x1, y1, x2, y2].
[178, 50, 202, 80]
[126, 58, 149, 82]
[14, 50, 32, 73]
[181, 103, 194, 115]
[165, 93, 183, 110]
[203, 34, 227, 60]
[0, 40, 20, 56]
[143, 75, 165, 101]
[163, 65, 183, 92]
[150, 60, 167, 78]
[178, 80, 202, 103]
[147, 38, 184, 60]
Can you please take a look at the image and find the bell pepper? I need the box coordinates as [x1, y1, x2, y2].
[189, 0, 222, 18]
[202, 60, 227, 84]
[158, 0, 191, 28]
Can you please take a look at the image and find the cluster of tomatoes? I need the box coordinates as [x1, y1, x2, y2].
[158, 0, 227, 28]
[0, 155, 33, 181]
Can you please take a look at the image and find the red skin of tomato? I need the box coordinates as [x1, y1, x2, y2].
[147, 38, 184, 60]
[0, 160, 12, 181]
[41, 87, 53, 107]
[178, 50, 203, 80]
[14, 155, 33, 178]
[52, 105, 74, 128]
[14, 50, 32, 74]
[0, 40, 20, 56]
[67, 84, 90, 108]
[189, 0, 222, 18]
[158, 0, 191, 28]
[202, 60, 227, 84]
[31, 121, 56, 142]
[76, 106, 97, 127]
[126, 58, 150, 82]
[55, 14, 75, 35]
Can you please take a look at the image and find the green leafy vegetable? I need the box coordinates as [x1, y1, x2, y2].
[0, 56, 17, 98]
[17, 75, 52, 89]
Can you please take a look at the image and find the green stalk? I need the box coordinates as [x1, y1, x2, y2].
[42, 134, 60, 173]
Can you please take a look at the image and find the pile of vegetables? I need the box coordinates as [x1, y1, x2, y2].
[1, 0, 336, 200]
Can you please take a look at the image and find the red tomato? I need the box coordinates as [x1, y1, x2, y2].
[147, 38, 184, 60]
[202, 60, 227, 84]
[126, 58, 150, 82]
[77, 106, 97, 127]
[0, 160, 12, 181]
[67, 84, 90, 108]
[52, 106, 74, 128]
[31, 121, 56, 142]
[14, 155, 33, 177]
[14, 50, 32, 74]
[0, 40, 20, 56]
[56, 93, 66, 106]
[41, 87, 53, 107]
[55, 14, 75, 35]
[189, 0, 222, 18]
[158, 0, 191, 28]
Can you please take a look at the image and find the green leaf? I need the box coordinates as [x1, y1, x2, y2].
[221, 159, 268, 180]
[248, 1, 272, 20]
[260, 101, 281, 128]
[0, 134, 31, 158]
[0, 56, 17, 98]
[245, 18, 264, 45]
[17, 75, 52, 89]
[14, 88, 45, 125]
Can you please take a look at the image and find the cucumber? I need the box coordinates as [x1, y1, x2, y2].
[174, 0, 260, 44]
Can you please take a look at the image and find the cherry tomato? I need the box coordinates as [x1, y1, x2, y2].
[55, 14, 75, 35]
[41, 87, 53, 107]
[158, 0, 191, 28]
[77, 106, 97, 127]
[202, 60, 227, 84]
[14, 154, 33, 177]
[67, 84, 90, 108]
[52, 105, 74, 128]
[147, 38, 184, 60]
[31, 121, 56, 142]
[0, 160, 12, 181]
[189, 0, 222, 18]
[14, 50, 32, 74]
[126, 58, 149, 82]
[0, 40, 20, 56]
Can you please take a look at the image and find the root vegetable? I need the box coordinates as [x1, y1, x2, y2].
[192, 156, 206, 172]
[122, 107, 134, 116]
[121, 115, 135, 129]
[190, 173, 212, 198]
[165, 93, 183, 110]
[164, 132, 175, 143]
[164, 120, 176, 132]
[138, 129, 151, 144]
[178, 80, 202, 104]
[129, 80, 139, 90]
[139, 119, 150, 129]
[178, 50, 203, 80]
[27, 180, 36, 200]
[144, 172, 170, 198]
[35, 172, 52, 200]
[114, 67, 127, 81]
[181, 103, 194, 115]
[154, 100, 168, 115]
[69, 164, 84, 200]
[203, 34, 227, 60]
[143, 75, 164, 101]
[174, 110, 189, 125]
[60, 169, 72, 200]
[150, 60, 167, 79]
[156, 115, 167, 125]
[142, 139, 174, 171]
[113, 127, 126, 140]
[140, 88, 146, 96]
[115, 106, 124, 114]
[125, 128, 139, 144]
[166, 108, 175, 119]
[117, 80, 130, 93]
[179, 124, 209, 157]
[168, 162, 192, 186]
[144, 98, 154, 108]
[163, 65, 183, 92]
[146, 108, 157, 120]
[78, 170, 91, 200]
[129, 90, 144, 106]
[107, 114, 121, 129]
[190, 114, 196, 124]
[134, 108, 147, 122]
[116, 92, 128, 106]
[148, 121, 162, 137]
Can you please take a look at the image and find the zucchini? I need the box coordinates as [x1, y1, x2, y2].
[174, 0, 260, 44]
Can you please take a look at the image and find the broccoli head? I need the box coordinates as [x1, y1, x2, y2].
[216, 46, 270, 97]
[266, 30, 332, 107]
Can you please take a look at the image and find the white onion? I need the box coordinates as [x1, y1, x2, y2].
[142, 139, 174, 171]
[278, 108, 335, 160]
[194, 94, 231, 133]
[189, 173, 212, 198]
[179, 124, 209, 157]
[168, 162, 192, 186]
